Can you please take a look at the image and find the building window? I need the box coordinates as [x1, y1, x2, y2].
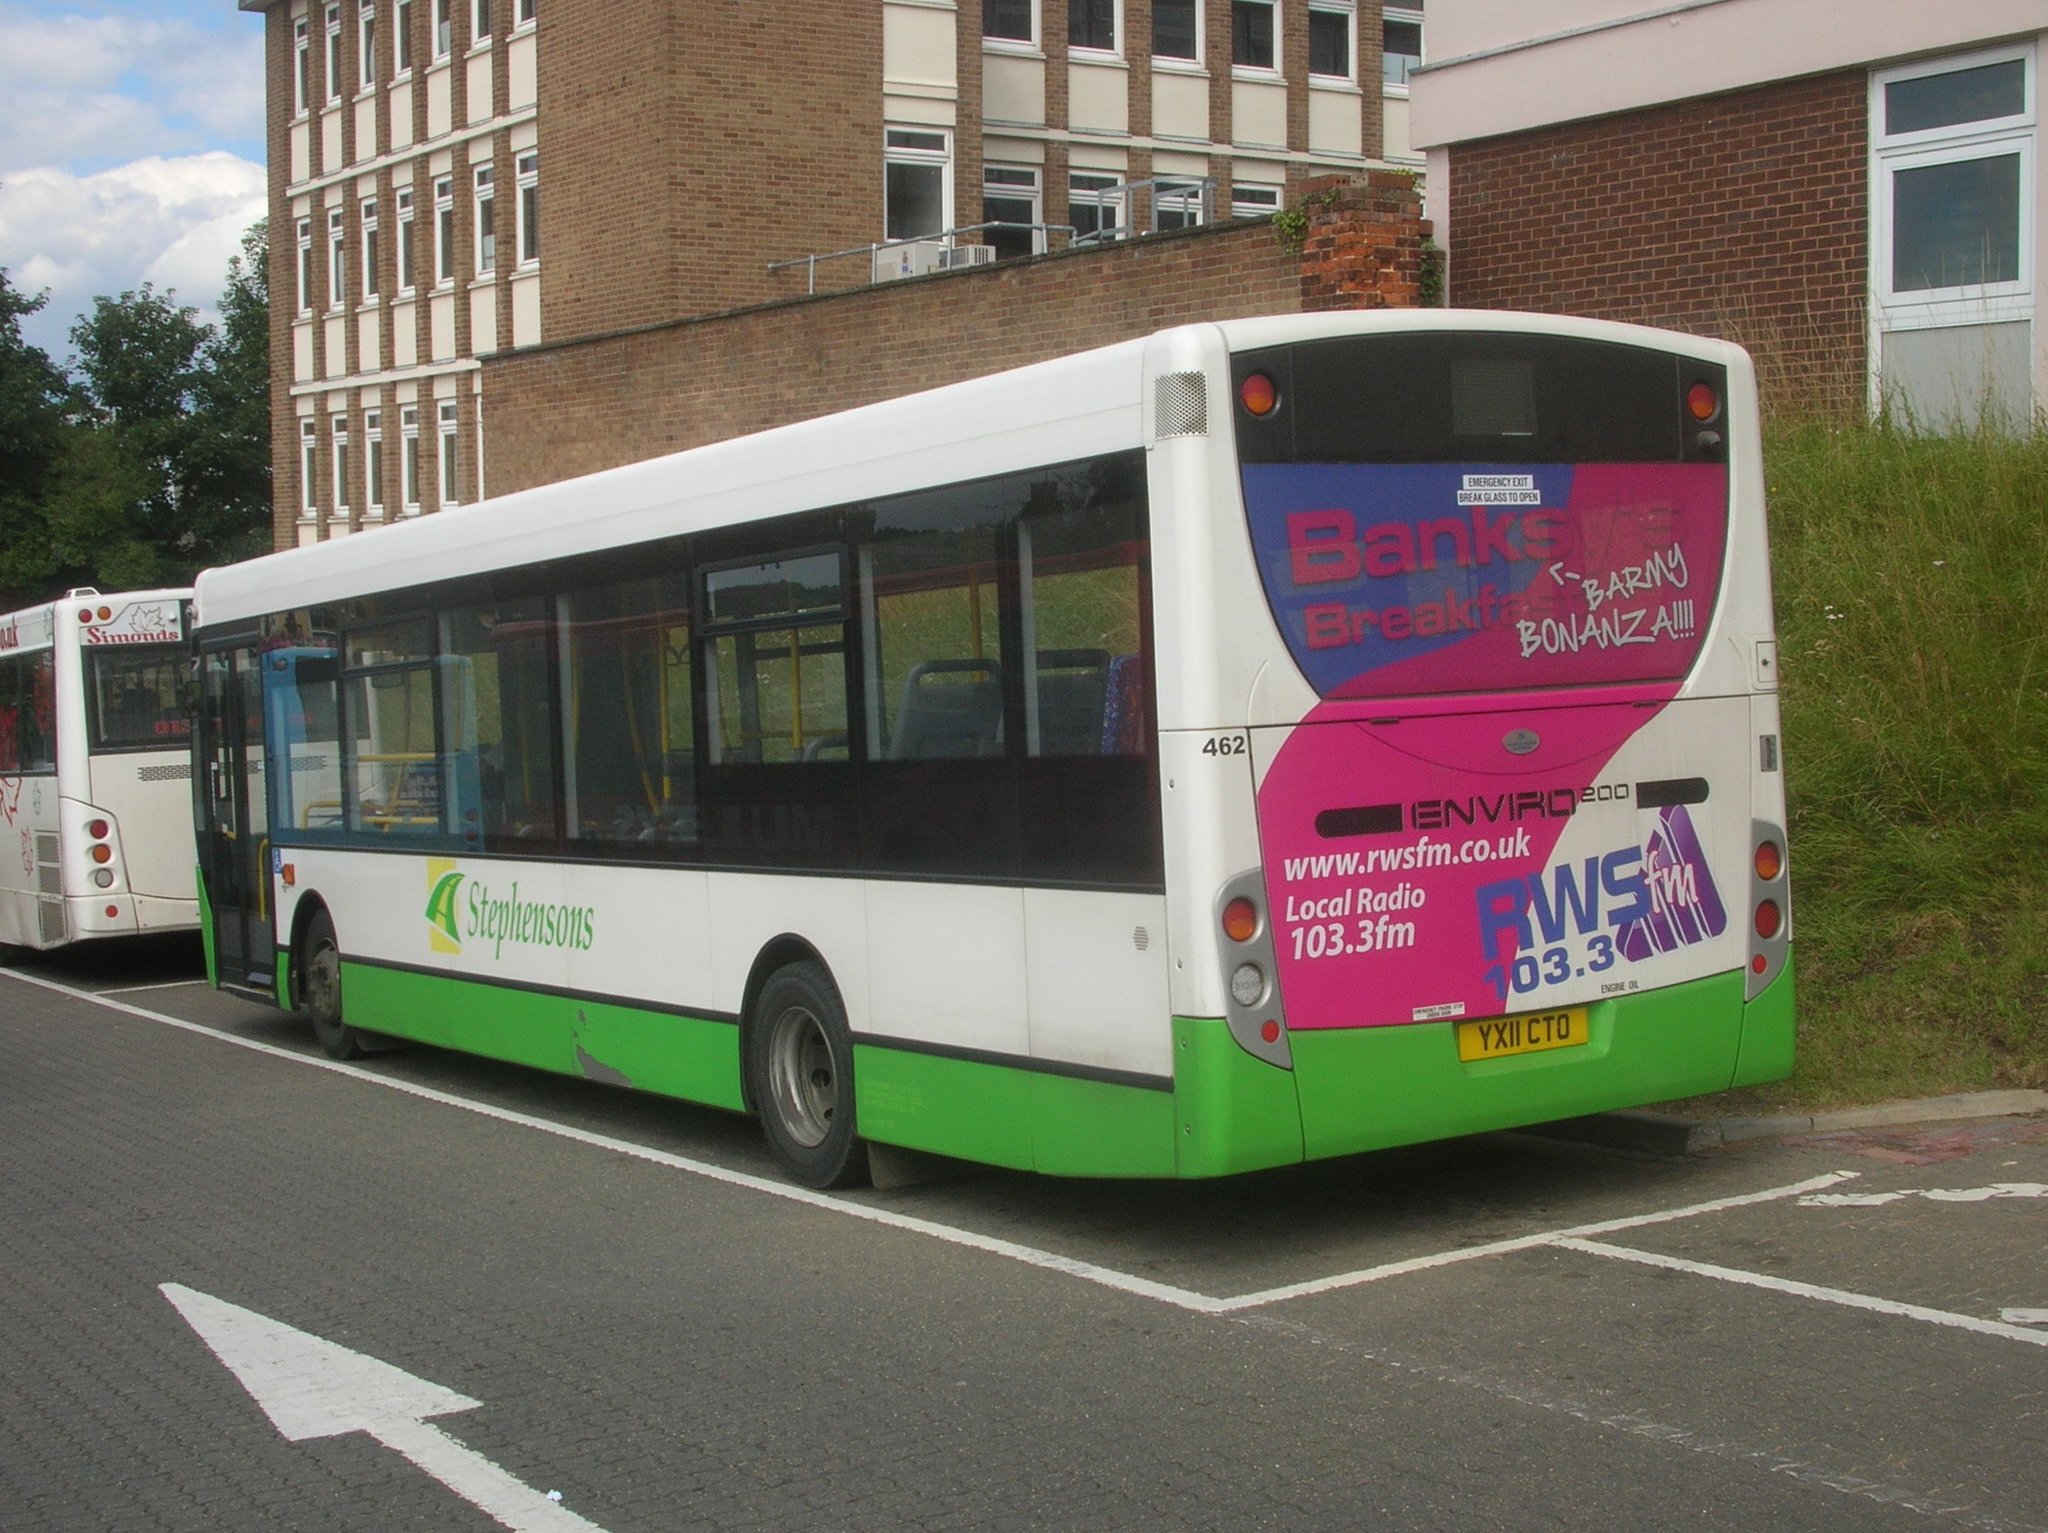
[365, 409, 385, 515]
[517, 0, 535, 26]
[1383, 5, 1422, 87]
[361, 198, 380, 299]
[982, 165, 1041, 259]
[438, 400, 459, 507]
[1232, 1, 1275, 70]
[300, 419, 319, 513]
[1232, 182, 1282, 220]
[400, 405, 421, 512]
[473, 0, 491, 42]
[516, 152, 539, 264]
[884, 128, 950, 242]
[434, 175, 455, 284]
[331, 416, 351, 514]
[983, 0, 1033, 45]
[359, 3, 377, 86]
[325, 4, 344, 100]
[474, 165, 495, 272]
[1309, 3, 1352, 81]
[1070, 172, 1124, 242]
[396, 187, 417, 290]
[1871, 46, 2036, 427]
[328, 207, 347, 308]
[1152, 178, 1207, 231]
[434, 0, 452, 57]
[396, 0, 413, 70]
[1070, 0, 1115, 53]
[295, 17, 312, 112]
[1153, 0, 1197, 61]
[296, 217, 314, 313]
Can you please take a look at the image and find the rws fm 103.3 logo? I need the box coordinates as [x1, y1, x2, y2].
[423, 858, 597, 959]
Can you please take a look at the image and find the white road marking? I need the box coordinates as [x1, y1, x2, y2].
[95, 979, 210, 996]
[161, 1284, 604, 1531]
[1557, 1240, 2048, 1349]
[2001, 1309, 2048, 1326]
[1803, 1183, 2048, 1207]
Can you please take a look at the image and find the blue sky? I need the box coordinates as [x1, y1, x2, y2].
[0, 0, 268, 360]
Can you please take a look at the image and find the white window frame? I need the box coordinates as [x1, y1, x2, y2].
[438, 400, 460, 508]
[474, 163, 496, 273]
[359, 2, 377, 88]
[364, 410, 385, 518]
[328, 207, 347, 309]
[1231, 182, 1282, 220]
[331, 415, 351, 514]
[1068, 0, 1119, 58]
[325, 4, 344, 100]
[1151, 177, 1209, 232]
[1871, 44, 2036, 328]
[516, 152, 539, 266]
[1070, 171, 1127, 243]
[300, 418, 319, 514]
[294, 17, 312, 114]
[515, 0, 535, 29]
[1230, 0, 1279, 78]
[396, 187, 417, 292]
[296, 217, 315, 314]
[400, 405, 421, 513]
[1381, 3, 1422, 92]
[395, 0, 414, 73]
[433, 0, 452, 58]
[473, 0, 493, 44]
[982, 0, 1039, 52]
[1307, 1, 1355, 85]
[883, 128, 952, 244]
[982, 164, 1043, 256]
[433, 175, 456, 286]
[1151, 0, 1201, 66]
[361, 197, 381, 300]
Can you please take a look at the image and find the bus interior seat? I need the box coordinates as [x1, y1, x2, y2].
[1033, 648, 1112, 756]
[890, 658, 1003, 759]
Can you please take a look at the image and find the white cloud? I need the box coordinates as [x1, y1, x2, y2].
[0, 8, 265, 174]
[0, 154, 267, 358]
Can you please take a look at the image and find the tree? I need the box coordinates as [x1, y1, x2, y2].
[0, 272, 67, 578]
[188, 221, 273, 568]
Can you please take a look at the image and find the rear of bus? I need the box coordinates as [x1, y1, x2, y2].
[1158, 315, 1791, 1168]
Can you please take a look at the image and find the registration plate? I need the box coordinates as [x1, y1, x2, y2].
[1457, 1007, 1589, 1062]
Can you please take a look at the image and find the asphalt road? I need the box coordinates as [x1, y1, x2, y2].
[2, 936, 2043, 1532]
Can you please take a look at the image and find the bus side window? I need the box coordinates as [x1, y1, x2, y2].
[859, 516, 1009, 762]
[562, 575, 697, 845]
[1020, 462, 1150, 758]
[702, 552, 847, 767]
[441, 602, 559, 848]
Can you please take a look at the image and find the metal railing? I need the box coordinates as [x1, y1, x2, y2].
[767, 223, 1076, 293]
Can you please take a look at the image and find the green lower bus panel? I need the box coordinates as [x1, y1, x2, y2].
[339, 962, 744, 1110]
[195, 867, 217, 989]
[1291, 967, 1751, 1161]
[1731, 953, 1796, 1087]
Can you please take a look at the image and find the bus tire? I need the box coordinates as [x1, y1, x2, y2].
[300, 910, 367, 1061]
[746, 960, 869, 1190]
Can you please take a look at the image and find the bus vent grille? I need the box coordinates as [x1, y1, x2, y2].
[37, 900, 65, 945]
[35, 833, 58, 865]
[1154, 372, 1209, 438]
[137, 762, 191, 782]
[37, 863, 60, 895]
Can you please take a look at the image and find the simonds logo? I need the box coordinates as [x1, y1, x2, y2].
[423, 858, 596, 959]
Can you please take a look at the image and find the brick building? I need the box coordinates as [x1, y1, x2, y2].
[240, 0, 1431, 548]
[1410, 1, 2048, 426]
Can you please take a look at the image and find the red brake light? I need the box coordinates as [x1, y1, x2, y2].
[86, 819, 109, 840]
[1240, 373, 1278, 417]
[77, 608, 93, 622]
[1260, 1020, 1281, 1043]
[1687, 382, 1719, 422]
[1222, 897, 1259, 943]
[1754, 840, 1782, 881]
[1754, 900, 1782, 940]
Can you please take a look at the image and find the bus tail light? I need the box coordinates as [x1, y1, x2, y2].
[1746, 820, 1789, 999]
[89, 843, 112, 865]
[1239, 372, 1279, 417]
[86, 819, 109, 840]
[1216, 871, 1291, 1069]
[1687, 381, 1720, 421]
[1754, 839, 1782, 882]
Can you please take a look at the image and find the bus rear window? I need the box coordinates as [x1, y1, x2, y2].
[1233, 333, 1730, 699]
[87, 646, 192, 752]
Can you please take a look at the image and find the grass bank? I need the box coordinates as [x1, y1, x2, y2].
[1709, 421, 2048, 1112]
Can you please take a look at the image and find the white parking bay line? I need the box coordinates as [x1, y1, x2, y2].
[11, 965, 1855, 1318]
[1558, 1239, 2048, 1349]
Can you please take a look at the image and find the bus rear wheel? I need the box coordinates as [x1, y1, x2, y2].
[300, 910, 368, 1061]
[747, 960, 869, 1190]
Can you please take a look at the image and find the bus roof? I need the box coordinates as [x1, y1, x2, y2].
[195, 311, 1746, 629]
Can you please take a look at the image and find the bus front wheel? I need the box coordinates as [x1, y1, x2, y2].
[300, 910, 368, 1061]
[746, 960, 870, 1190]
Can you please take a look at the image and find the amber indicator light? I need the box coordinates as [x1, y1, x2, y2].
[89, 844, 112, 865]
[1240, 372, 1278, 417]
[1686, 382, 1719, 422]
[1222, 896, 1259, 943]
[1754, 840, 1782, 881]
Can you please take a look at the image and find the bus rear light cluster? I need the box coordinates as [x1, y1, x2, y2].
[84, 816, 116, 888]
[1746, 820, 1789, 998]
[1216, 873, 1291, 1069]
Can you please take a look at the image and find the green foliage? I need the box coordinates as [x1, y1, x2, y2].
[1729, 420, 2048, 1108]
[0, 220, 271, 606]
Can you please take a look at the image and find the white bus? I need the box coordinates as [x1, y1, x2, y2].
[0, 588, 198, 956]
[192, 313, 1791, 1186]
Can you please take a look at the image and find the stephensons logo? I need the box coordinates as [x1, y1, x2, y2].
[423, 858, 596, 958]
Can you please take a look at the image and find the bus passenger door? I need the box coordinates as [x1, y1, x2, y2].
[197, 648, 275, 995]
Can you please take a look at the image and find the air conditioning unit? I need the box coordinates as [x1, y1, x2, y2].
[871, 241, 947, 282]
[939, 244, 997, 270]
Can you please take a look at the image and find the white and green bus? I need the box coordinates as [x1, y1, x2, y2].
[191, 313, 1792, 1187]
[0, 588, 197, 955]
